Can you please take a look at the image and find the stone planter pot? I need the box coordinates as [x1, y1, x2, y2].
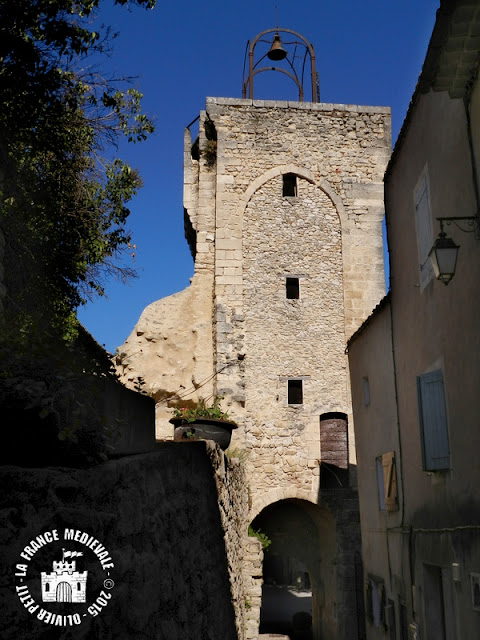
[169, 418, 238, 451]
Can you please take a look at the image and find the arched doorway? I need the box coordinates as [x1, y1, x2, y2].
[250, 499, 336, 640]
[320, 412, 349, 489]
[56, 581, 72, 602]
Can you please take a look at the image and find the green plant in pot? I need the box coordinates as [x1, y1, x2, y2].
[169, 397, 238, 450]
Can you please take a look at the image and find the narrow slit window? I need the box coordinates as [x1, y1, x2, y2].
[288, 379, 303, 405]
[286, 277, 300, 299]
[283, 173, 297, 197]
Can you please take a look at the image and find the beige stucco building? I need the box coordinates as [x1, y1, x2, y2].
[347, 2, 480, 638]
[117, 81, 390, 636]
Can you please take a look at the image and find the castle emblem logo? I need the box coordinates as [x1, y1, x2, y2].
[41, 549, 88, 603]
[14, 528, 116, 627]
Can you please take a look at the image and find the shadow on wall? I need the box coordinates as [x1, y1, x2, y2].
[0, 326, 156, 467]
[1, 442, 239, 640]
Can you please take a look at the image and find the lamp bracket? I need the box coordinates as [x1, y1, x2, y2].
[436, 215, 479, 238]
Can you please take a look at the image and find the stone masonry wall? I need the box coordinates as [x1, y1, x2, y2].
[0, 158, 8, 314]
[242, 175, 346, 497]
[0, 222, 5, 314]
[204, 99, 390, 505]
[1, 442, 249, 640]
[207, 445, 250, 639]
[242, 536, 263, 640]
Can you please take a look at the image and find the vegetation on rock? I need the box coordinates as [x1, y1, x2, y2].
[248, 526, 272, 550]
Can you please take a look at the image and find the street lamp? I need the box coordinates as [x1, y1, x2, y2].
[428, 217, 478, 285]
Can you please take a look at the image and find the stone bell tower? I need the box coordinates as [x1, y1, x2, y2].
[117, 28, 390, 640]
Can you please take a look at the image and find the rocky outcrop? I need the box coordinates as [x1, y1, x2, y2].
[115, 273, 215, 439]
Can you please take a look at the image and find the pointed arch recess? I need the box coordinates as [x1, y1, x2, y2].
[238, 163, 348, 348]
[237, 164, 347, 231]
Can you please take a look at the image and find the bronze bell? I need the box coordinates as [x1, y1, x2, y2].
[267, 33, 287, 61]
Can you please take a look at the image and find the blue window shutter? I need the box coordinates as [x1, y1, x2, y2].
[417, 370, 450, 470]
[414, 174, 434, 290]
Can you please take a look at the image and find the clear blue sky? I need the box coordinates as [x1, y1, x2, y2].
[77, 0, 440, 353]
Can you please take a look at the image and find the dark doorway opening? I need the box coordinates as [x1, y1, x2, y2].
[320, 412, 349, 488]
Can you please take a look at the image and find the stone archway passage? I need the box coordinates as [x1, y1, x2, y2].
[250, 493, 363, 640]
[251, 499, 336, 640]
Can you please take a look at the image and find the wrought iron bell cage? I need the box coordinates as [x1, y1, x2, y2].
[242, 28, 319, 103]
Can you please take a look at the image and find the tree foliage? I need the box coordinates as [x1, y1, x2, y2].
[0, 0, 156, 461]
[0, 0, 155, 332]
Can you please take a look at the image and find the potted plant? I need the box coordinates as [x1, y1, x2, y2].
[169, 397, 238, 450]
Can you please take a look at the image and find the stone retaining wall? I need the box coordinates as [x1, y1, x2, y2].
[243, 536, 264, 640]
[206, 445, 250, 638]
[1, 442, 249, 640]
